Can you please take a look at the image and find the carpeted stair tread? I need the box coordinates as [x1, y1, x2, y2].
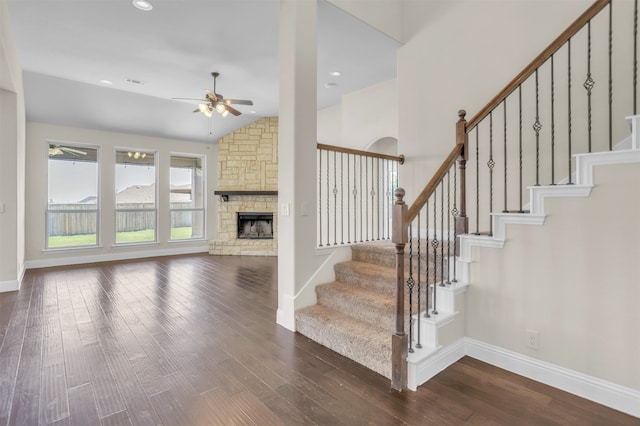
[316, 281, 430, 331]
[352, 240, 454, 272]
[334, 260, 396, 295]
[316, 281, 396, 331]
[295, 304, 391, 379]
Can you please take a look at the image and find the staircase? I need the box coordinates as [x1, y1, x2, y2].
[295, 240, 462, 380]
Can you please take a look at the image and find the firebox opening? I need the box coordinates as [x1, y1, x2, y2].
[237, 212, 274, 240]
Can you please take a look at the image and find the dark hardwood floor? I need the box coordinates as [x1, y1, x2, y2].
[0, 253, 636, 425]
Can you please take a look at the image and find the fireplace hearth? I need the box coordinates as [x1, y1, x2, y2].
[237, 212, 274, 240]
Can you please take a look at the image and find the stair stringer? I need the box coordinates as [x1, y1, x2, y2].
[407, 146, 640, 392]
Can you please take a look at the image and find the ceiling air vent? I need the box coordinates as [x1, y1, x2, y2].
[124, 78, 145, 85]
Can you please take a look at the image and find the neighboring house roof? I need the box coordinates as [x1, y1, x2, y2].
[116, 184, 156, 204]
[115, 184, 192, 203]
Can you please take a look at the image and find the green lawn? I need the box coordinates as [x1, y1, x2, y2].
[48, 227, 195, 248]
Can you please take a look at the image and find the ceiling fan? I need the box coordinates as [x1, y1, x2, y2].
[49, 144, 87, 157]
[173, 72, 253, 118]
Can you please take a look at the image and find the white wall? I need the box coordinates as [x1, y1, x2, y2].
[0, 0, 26, 291]
[397, 0, 592, 201]
[24, 122, 217, 268]
[317, 79, 398, 151]
[325, 0, 403, 43]
[467, 162, 640, 389]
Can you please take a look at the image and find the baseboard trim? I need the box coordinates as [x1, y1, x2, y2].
[465, 338, 640, 418]
[407, 338, 466, 391]
[0, 279, 19, 292]
[276, 294, 296, 332]
[24, 244, 209, 270]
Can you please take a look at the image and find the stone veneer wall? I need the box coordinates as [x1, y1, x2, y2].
[209, 117, 278, 256]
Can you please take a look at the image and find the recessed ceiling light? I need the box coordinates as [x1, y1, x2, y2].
[324, 82, 337, 88]
[330, 71, 342, 77]
[99, 79, 113, 85]
[250, 110, 257, 114]
[132, 0, 153, 11]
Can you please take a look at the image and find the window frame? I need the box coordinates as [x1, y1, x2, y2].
[113, 148, 158, 246]
[169, 153, 206, 242]
[45, 139, 101, 251]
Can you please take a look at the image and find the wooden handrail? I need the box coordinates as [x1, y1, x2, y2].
[406, 143, 464, 222]
[467, 0, 610, 131]
[317, 143, 405, 164]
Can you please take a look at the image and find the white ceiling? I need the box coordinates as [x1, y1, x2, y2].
[6, 0, 399, 144]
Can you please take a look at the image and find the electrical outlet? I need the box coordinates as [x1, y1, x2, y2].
[526, 330, 539, 349]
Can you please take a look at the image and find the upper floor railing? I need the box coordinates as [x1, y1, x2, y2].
[317, 143, 404, 247]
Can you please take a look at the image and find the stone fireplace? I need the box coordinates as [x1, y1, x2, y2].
[209, 117, 278, 256]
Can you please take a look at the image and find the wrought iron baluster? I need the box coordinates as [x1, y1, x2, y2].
[365, 157, 369, 242]
[635, 0, 638, 114]
[360, 156, 363, 242]
[407, 225, 414, 354]
[385, 159, 390, 239]
[432, 191, 438, 315]
[347, 154, 351, 244]
[318, 150, 323, 247]
[452, 166, 458, 284]
[340, 153, 344, 244]
[568, 38, 573, 184]
[326, 150, 330, 246]
[584, 20, 594, 153]
[353, 155, 358, 242]
[377, 158, 380, 240]
[488, 112, 494, 236]
[608, 2, 613, 151]
[446, 170, 451, 284]
[333, 151, 338, 245]
[440, 181, 445, 287]
[370, 158, 376, 241]
[519, 85, 524, 212]
[416, 213, 422, 349]
[424, 200, 430, 318]
[503, 100, 508, 212]
[475, 126, 480, 234]
[533, 69, 542, 186]
[551, 55, 556, 184]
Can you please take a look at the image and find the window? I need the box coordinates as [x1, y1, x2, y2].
[115, 150, 157, 244]
[47, 142, 99, 249]
[170, 155, 205, 240]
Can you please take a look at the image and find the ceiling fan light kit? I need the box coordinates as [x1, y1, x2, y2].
[173, 72, 253, 119]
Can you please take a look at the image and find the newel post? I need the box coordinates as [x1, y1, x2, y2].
[391, 188, 408, 391]
[456, 110, 469, 243]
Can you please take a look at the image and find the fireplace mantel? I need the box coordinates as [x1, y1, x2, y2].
[214, 190, 278, 202]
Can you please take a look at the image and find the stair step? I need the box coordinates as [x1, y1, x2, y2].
[295, 304, 391, 379]
[316, 282, 396, 332]
[351, 240, 453, 279]
[334, 261, 395, 296]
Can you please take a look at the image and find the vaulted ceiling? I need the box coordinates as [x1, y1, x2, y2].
[6, 0, 399, 144]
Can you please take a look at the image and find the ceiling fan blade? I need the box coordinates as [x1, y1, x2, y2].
[61, 147, 87, 156]
[223, 99, 253, 106]
[173, 97, 208, 106]
[224, 105, 242, 116]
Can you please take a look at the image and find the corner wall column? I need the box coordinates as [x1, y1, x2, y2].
[276, 0, 322, 330]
